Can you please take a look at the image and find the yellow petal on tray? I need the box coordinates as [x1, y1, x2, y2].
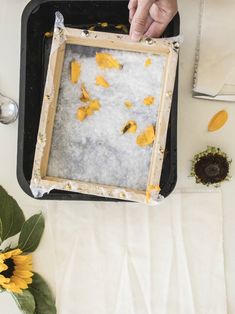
[76, 106, 87, 121]
[136, 125, 155, 147]
[96, 53, 121, 69]
[124, 101, 133, 109]
[71, 60, 81, 84]
[89, 99, 101, 111]
[96, 76, 110, 88]
[146, 184, 161, 203]
[99, 22, 108, 27]
[115, 24, 128, 33]
[208, 110, 228, 132]
[145, 58, 152, 67]
[143, 96, 155, 106]
[122, 120, 137, 134]
[88, 25, 96, 31]
[80, 83, 90, 102]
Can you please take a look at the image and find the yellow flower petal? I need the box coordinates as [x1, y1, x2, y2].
[80, 83, 90, 102]
[122, 120, 137, 134]
[3, 249, 22, 259]
[71, 60, 81, 84]
[89, 99, 100, 111]
[14, 264, 33, 271]
[143, 96, 155, 106]
[124, 101, 133, 109]
[0, 275, 10, 284]
[96, 75, 110, 88]
[146, 185, 161, 203]
[11, 276, 28, 289]
[76, 106, 87, 121]
[13, 254, 32, 263]
[96, 53, 121, 69]
[2, 282, 22, 294]
[24, 277, 33, 284]
[145, 58, 152, 67]
[136, 125, 155, 147]
[13, 270, 33, 279]
[0, 264, 8, 272]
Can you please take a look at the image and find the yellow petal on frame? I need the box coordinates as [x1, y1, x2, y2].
[96, 53, 121, 69]
[146, 185, 161, 203]
[96, 76, 110, 88]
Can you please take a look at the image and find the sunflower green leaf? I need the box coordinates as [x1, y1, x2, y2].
[28, 272, 56, 314]
[0, 186, 25, 243]
[12, 290, 36, 314]
[19, 213, 45, 253]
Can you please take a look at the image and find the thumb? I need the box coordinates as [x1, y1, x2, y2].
[130, 0, 154, 41]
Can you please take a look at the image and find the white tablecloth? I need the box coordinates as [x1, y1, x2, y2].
[0, 0, 235, 313]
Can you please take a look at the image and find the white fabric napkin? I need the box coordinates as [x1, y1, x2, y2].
[48, 191, 227, 314]
[193, 0, 235, 101]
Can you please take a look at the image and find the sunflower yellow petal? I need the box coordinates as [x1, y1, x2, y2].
[15, 264, 33, 271]
[3, 249, 22, 259]
[11, 276, 28, 289]
[13, 255, 32, 265]
[0, 275, 10, 284]
[0, 264, 8, 272]
[13, 270, 33, 279]
[3, 282, 22, 294]
[24, 277, 33, 284]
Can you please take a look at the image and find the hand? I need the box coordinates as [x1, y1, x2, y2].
[129, 0, 178, 41]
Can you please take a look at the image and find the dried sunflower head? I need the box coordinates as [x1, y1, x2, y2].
[191, 146, 231, 187]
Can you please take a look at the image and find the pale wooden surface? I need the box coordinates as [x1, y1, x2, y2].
[0, 0, 235, 313]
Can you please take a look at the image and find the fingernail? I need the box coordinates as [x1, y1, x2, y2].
[131, 31, 142, 41]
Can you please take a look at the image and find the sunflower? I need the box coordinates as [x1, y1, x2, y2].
[0, 249, 33, 293]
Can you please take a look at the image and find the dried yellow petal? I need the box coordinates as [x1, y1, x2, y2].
[88, 25, 96, 31]
[44, 31, 53, 38]
[96, 53, 121, 69]
[144, 96, 155, 106]
[77, 107, 87, 121]
[145, 58, 152, 67]
[122, 120, 137, 134]
[71, 60, 81, 84]
[146, 185, 161, 203]
[89, 99, 101, 111]
[136, 125, 155, 147]
[208, 110, 228, 132]
[115, 24, 128, 33]
[124, 101, 133, 109]
[99, 22, 108, 27]
[96, 76, 110, 88]
[86, 107, 94, 116]
[80, 83, 90, 102]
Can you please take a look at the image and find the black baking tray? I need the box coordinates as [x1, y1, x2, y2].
[17, 0, 179, 201]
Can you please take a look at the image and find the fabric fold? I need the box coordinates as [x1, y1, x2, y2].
[47, 191, 227, 314]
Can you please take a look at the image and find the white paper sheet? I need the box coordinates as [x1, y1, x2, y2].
[48, 191, 227, 314]
[193, 0, 235, 101]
